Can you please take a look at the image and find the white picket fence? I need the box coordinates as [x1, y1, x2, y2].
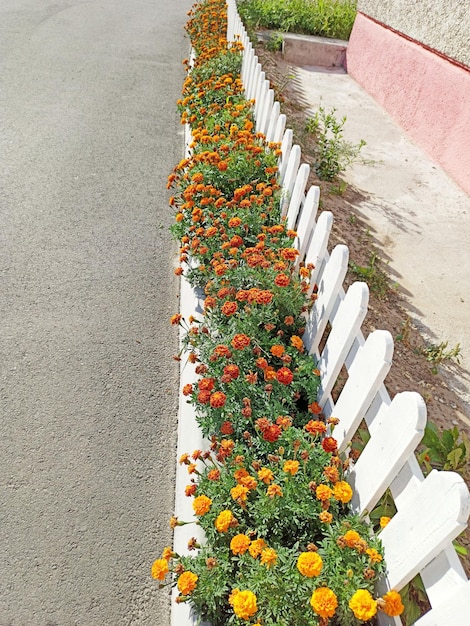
[171, 3, 470, 625]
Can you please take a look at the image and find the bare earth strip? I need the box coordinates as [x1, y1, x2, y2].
[0, 0, 192, 624]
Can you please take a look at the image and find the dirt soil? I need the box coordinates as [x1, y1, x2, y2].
[254, 43, 470, 573]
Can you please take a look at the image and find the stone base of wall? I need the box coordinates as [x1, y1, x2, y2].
[346, 13, 470, 195]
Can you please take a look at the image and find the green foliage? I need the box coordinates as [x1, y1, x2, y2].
[266, 32, 284, 52]
[417, 421, 470, 477]
[349, 251, 391, 300]
[420, 340, 462, 374]
[305, 106, 366, 181]
[237, 0, 357, 41]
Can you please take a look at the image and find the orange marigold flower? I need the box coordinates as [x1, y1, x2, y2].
[270, 344, 285, 357]
[198, 377, 215, 391]
[245, 371, 258, 383]
[221, 301, 238, 316]
[333, 480, 353, 503]
[343, 530, 361, 548]
[349, 589, 377, 621]
[274, 273, 290, 287]
[220, 421, 234, 435]
[223, 364, 240, 380]
[248, 538, 266, 558]
[177, 571, 198, 596]
[290, 335, 304, 351]
[231, 333, 251, 350]
[185, 484, 197, 497]
[204, 296, 216, 309]
[213, 344, 232, 358]
[260, 548, 277, 567]
[170, 313, 182, 325]
[308, 401, 323, 414]
[231, 484, 249, 502]
[197, 390, 211, 404]
[310, 587, 338, 619]
[322, 437, 338, 453]
[366, 548, 383, 563]
[162, 546, 173, 561]
[319, 511, 333, 524]
[323, 465, 340, 483]
[257, 467, 274, 484]
[210, 391, 227, 408]
[230, 589, 258, 620]
[230, 534, 251, 555]
[182, 383, 193, 396]
[192, 494, 212, 516]
[316, 484, 333, 501]
[215, 510, 235, 533]
[284, 315, 294, 325]
[174, 266, 183, 276]
[305, 420, 327, 435]
[283, 460, 300, 475]
[276, 367, 294, 385]
[151, 558, 169, 581]
[240, 475, 257, 490]
[234, 468, 249, 482]
[207, 468, 221, 481]
[381, 590, 405, 617]
[297, 552, 323, 577]
[228, 217, 242, 228]
[380, 516, 391, 528]
[267, 484, 283, 498]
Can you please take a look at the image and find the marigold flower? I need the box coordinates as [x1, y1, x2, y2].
[322, 437, 338, 453]
[215, 510, 234, 532]
[267, 483, 283, 498]
[274, 273, 290, 287]
[177, 570, 198, 596]
[310, 587, 338, 618]
[308, 401, 323, 414]
[276, 366, 294, 385]
[210, 391, 227, 408]
[283, 460, 300, 475]
[198, 377, 215, 391]
[284, 315, 294, 325]
[380, 516, 391, 528]
[248, 538, 266, 558]
[231, 333, 251, 350]
[333, 480, 353, 503]
[192, 494, 212, 516]
[319, 511, 333, 524]
[162, 546, 173, 561]
[260, 547, 277, 567]
[366, 548, 383, 563]
[229, 589, 258, 620]
[270, 344, 285, 357]
[381, 590, 405, 617]
[221, 301, 238, 316]
[197, 390, 211, 404]
[207, 468, 221, 481]
[349, 589, 377, 621]
[220, 420, 234, 435]
[297, 551, 323, 577]
[234, 467, 249, 482]
[290, 335, 304, 351]
[223, 364, 240, 380]
[213, 344, 232, 358]
[185, 484, 197, 497]
[170, 313, 182, 325]
[245, 371, 257, 384]
[151, 558, 169, 581]
[323, 465, 339, 483]
[182, 383, 193, 396]
[305, 420, 327, 435]
[257, 467, 274, 484]
[230, 533, 251, 555]
[316, 484, 333, 501]
[343, 530, 361, 548]
[240, 475, 257, 490]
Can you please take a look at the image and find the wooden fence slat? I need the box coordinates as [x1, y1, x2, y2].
[266, 100, 281, 143]
[332, 329, 394, 452]
[294, 185, 321, 266]
[316, 281, 369, 405]
[259, 88, 275, 136]
[304, 210, 334, 294]
[280, 144, 301, 215]
[414, 581, 470, 626]
[285, 162, 310, 223]
[278, 128, 293, 183]
[349, 391, 427, 515]
[379, 470, 470, 592]
[303, 242, 348, 355]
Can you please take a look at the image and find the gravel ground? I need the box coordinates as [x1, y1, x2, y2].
[0, 0, 192, 624]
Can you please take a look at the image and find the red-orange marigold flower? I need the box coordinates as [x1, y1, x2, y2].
[210, 391, 227, 408]
[274, 273, 290, 287]
[276, 367, 294, 385]
[231, 334, 251, 350]
[322, 437, 338, 453]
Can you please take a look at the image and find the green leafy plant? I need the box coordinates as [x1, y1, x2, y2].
[421, 340, 462, 374]
[266, 32, 284, 52]
[305, 106, 366, 181]
[417, 422, 470, 477]
[349, 251, 391, 300]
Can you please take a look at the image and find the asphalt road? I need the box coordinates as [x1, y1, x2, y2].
[0, 0, 192, 624]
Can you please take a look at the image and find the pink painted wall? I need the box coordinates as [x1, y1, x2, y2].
[346, 13, 470, 196]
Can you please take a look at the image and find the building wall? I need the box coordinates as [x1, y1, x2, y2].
[357, 0, 470, 67]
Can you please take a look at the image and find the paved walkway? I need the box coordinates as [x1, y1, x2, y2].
[1, 0, 191, 624]
[292, 63, 470, 412]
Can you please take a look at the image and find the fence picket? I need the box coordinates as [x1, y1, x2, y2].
[285, 162, 310, 225]
[280, 144, 301, 215]
[278, 128, 293, 182]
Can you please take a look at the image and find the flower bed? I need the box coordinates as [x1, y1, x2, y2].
[152, 1, 405, 624]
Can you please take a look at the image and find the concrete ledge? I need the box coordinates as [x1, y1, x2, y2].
[257, 30, 347, 68]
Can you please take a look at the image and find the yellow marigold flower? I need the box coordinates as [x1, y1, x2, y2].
[315, 484, 333, 501]
[215, 510, 234, 533]
[248, 538, 266, 558]
[381, 590, 405, 617]
[366, 548, 383, 563]
[319, 511, 333, 524]
[267, 483, 283, 498]
[343, 530, 361, 548]
[260, 548, 277, 567]
[230, 589, 258, 620]
[290, 335, 304, 351]
[310, 587, 338, 618]
[283, 460, 300, 475]
[380, 516, 391, 528]
[230, 534, 251, 555]
[151, 558, 168, 581]
[177, 571, 198, 596]
[239, 475, 258, 490]
[333, 480, 353, 503]
[257, 467, 274, 484]
[162, 546, 174, 561]
[349, 589, 377, 621]
[231, 484, 249, 502]
[297, 552, 323, 577]
[192, 495, 212, 516]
